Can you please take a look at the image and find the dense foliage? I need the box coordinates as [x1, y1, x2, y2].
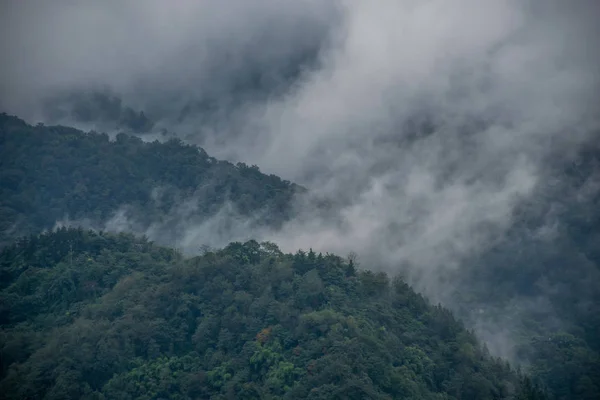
[0, 113, 303, 247]
[0, 228, 547, 399]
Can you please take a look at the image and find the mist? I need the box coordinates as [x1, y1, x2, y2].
[3, 0, 600, 362]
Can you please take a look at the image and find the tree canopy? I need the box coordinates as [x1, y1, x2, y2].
[0, 228, 546, 399]
[0, 113, 303, 247]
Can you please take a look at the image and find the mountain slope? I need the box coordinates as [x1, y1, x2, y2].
[0, 113, 303, 247]
[0, 229, 545, 399]
[449, 140, 600, 399]
[1, 113, 599, 399]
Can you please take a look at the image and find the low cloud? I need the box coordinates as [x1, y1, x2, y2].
[6, 0, 600, 363]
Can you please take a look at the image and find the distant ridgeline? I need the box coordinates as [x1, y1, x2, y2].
[0, 228, 546, 399]
[0, 113, 304, 247]
[41, 90, 156, 134]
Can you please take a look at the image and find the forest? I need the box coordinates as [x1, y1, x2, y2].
[1, 228, 546, 399]
[0, 113, 303, 248]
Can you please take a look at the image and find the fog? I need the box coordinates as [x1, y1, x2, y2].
[4, 0, 600, 361]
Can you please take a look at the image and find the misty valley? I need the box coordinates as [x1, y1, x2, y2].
[1, 1, 600, 399]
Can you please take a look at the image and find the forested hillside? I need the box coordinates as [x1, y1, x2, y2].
[0, 114, 303, 247]
[1, 113, 599, 399]
[0, 228, 545, 399]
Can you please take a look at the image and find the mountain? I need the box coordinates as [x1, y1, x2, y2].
[2, 2, 598, 399]
[0, 113, 303, 248]
[0, 228, 545, 399]
[41, 89, 155, 134]
[1, 114, 599, 399]
[451, 139, 600, 399]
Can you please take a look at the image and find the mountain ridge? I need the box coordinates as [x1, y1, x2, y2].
[1, 113, 599, 399]
[0, 227, 546, 399]
[0, 113, 304, 249]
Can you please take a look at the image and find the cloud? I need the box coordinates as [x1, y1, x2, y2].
[0, 0, 339, 122]
[5, 0, 600, 362]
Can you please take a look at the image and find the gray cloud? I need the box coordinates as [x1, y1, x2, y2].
[0, 0, 338, 123]
[5, 0, 600, 363]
